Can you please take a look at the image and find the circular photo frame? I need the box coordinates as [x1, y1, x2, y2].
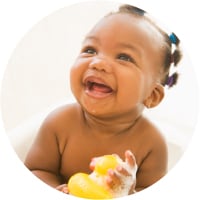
[0, 0, 199, 199]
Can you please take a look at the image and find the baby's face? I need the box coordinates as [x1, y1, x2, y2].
[70, 13, 164, 117]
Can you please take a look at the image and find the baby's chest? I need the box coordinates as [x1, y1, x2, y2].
[59, 134, 149, 180]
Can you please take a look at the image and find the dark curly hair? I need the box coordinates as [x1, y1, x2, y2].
[111, 4, 182, 88]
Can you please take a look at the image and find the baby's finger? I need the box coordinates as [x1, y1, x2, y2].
[56, 184, 69, 194]
[62, 187, 69, 194]
[89, 157, 98, 170]
[106, 169, 121, 188]
[125, 150, 136, 167]
[116, 165, 130, 176]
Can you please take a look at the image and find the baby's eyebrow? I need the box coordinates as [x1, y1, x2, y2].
[82, 35, 100, 44]
[117, 42, 142, 55]
[82, 36, 141, 57]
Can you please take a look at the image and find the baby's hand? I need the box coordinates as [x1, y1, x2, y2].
[106, 150, 137, 195]
[56, 184, 69, 194]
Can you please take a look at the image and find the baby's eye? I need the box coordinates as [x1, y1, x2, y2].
[82, 47, 97, 55]
[117, 53, 134, 63]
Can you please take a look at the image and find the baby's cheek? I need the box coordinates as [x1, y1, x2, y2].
[70, 69, 83, 96]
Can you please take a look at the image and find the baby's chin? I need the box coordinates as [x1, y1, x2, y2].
[79, 97, 116, 117]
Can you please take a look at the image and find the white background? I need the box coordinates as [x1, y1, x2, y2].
[0, 0, 200, 199]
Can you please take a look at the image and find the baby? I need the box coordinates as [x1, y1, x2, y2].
[25, 4, 182, 196]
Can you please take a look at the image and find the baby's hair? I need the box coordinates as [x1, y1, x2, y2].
[163, 32, 182, 87]
[113, 4, 183, 88]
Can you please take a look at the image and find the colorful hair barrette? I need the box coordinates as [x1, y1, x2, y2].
[166, 75, 174, 87]
[124, 5, 146, 16]
[169, 32, 177, 44]
[166, 73, 178, 87]
[132, 6, 146, 16]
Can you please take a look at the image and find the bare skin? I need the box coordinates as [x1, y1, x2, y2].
[25, 13, 168, 195]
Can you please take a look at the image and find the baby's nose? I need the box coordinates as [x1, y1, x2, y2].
[89, 57, 113, 73]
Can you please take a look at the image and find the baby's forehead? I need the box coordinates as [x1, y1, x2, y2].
[88, 13, 165, 49]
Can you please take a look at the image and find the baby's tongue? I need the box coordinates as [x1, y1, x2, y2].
[92, 82, 112, 93]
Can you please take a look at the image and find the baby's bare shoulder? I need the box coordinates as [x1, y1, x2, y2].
[41, 103, 82, 132]
[138, 116, 167, 148]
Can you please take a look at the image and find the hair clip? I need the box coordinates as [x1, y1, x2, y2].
[120, 5, 146, 16]
[166, 75, 174, 87]
[131, 6, 146, 16]
[169, 32, 177, 44]
[165, 72, 178, 87]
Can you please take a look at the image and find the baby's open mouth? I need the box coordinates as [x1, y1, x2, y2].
[84, 77, 114, 98]
[87, 81, 113, 93]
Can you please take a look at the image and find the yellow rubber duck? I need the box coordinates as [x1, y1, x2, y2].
[68, 155, 119, 199]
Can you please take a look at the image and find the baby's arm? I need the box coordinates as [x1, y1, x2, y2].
[24, 114, 63, 188]
[135, 135, 168, 191]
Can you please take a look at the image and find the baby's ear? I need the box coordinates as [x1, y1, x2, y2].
[143, 84, 164, 108]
